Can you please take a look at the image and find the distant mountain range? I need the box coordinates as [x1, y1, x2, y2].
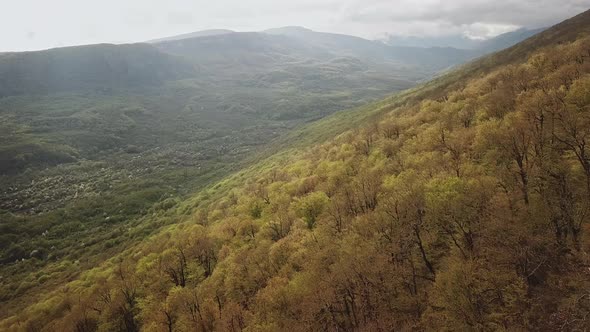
[0, 25, 546, 98]
[2, 7, 590, 331]
[383, 27, 546, 50]
[0, 43, 195, 97]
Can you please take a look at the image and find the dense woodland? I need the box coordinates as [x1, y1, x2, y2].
[1, 10, 590, 331]
[0, 26, 426, 306]
[0, 18, 543, 300]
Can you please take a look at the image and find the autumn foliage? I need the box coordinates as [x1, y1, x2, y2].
[3, 27, 590, 332]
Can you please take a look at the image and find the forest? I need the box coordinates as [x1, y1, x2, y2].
[1, 9, 590, 331]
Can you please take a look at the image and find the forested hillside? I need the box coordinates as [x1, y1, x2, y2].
[1, 22, 510, 301]
[1, 8, 590, 332]
[0, 26, 424, 303]
[0, 44, 195, 97]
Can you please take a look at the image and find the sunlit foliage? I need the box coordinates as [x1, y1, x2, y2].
[3, 16, 590, 332]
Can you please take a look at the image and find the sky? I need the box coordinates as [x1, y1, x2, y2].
[1, 0, 588, 52]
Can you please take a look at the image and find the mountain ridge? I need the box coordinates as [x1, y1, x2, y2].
[0, 43, 196, 97]
[147, 29, 235, 43]
[0, 24, 547, 99]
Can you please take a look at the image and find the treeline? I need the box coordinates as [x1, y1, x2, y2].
[3, 33, 590, 332]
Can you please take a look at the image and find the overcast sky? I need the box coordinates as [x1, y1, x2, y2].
[1, 0, 588, 52]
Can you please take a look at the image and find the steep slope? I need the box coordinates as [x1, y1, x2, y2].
[0, 24, 429, 329]
[0, 43, 196, 97]
[0, 27, 418, 329]
[2, 8, 590, 332]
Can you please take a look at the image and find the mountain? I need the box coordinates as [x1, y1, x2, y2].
[154, 32, 332, 71]
[149, 25, 480, 74]
[2, 8, 590, 332]
[0, 26, 525, 102]
[0, 43, 196, 97]
[0, 25, 427, 326]
[263, 26, 478, 69]
[147, 29, 235, 43]
[385, 27, 545, 52]
[0, 25, 458, 228]
[476, 27, 546, 52]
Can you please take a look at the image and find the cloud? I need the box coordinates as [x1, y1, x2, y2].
[337, 0, 588, 38]
[462, 23, 520, 40]
[166, 12, 195, 25]
[0, 0, 586, 51]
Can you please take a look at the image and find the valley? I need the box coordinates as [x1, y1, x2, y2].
[2, 7, 589, 331]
